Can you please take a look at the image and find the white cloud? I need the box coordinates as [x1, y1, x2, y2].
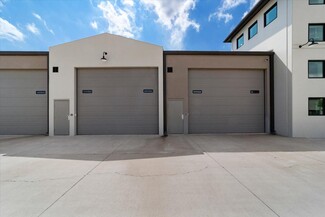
[32, 12, 54, 35]
[90, 21, 98, 30]
[89, 0, 95, 7]
[0, 0, 9, 10]
[92, 0, 199, 49]
[26, 23, 40, 35]
[242, 11, 249, 19]
[210, 0, 247, 23]
[250, 0, 260, 8]
[122, 0, 134, 7]
[32, 12, 41, 21]
[242, 0, 260, 19]
[0, 17, 24, 41]
[140, 0, 199, 49]
[222, 0, 247, 10]
[215, 11, 233, 23]
[97, 0, 141, 38]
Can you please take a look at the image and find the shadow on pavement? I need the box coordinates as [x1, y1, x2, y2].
[0, 134, 325, 161]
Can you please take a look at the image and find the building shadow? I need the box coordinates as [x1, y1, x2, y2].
[0, 134, 325, 162]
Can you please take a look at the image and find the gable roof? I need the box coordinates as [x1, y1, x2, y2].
[224, 0, 271, 43]
[50, 33, 162, 49]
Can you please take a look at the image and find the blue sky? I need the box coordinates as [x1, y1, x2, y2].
[0, 0, 259, 51]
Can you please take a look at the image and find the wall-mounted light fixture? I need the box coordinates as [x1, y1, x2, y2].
[101, 52, 108, 61]
[299, 38, 319, 48]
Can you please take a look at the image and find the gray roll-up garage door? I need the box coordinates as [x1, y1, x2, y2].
[189, 69, 264, 134]
[77, 68, 158, 135]
[0, 70, 48, 135]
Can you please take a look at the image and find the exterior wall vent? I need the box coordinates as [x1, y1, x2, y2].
[53, 67, 59, 73]
[167, 67, 173, 73]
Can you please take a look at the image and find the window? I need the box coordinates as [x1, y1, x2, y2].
[309, 0, 325, 4]
[237, 34, 244, 49]
[309, 61, 325, 78]
[264, 3, 277, 26]
[248, 21, 258, 39]
[309, 24, 325, 41]
[309, 98, 324, 116]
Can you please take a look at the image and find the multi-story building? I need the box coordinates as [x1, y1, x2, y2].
[224, 0, 325, 138]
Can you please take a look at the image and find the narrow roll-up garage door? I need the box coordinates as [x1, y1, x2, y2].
[189, 69, 264, 134]
[0, 70, 48, 135]
[78, 68, 158, 135]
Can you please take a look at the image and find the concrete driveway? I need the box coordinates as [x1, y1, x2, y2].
[1, 134, 325, 217]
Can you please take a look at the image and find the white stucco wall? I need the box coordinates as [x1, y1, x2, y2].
[232, 0, 293, 137]
[292, 1, 325, 138]
[49, 33, 164, 136]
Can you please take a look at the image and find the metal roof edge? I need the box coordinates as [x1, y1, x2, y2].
[224, 0, 271, 43]
[0, 51, 49, 56]
[164, 50, 274, 56]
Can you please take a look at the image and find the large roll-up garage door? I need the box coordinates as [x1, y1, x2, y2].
[0, 70, 48, 135]
[189, 69, 264, 134]
[77, 68, 158, 135]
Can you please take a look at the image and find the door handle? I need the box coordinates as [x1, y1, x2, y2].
[181, 114, 184, 120]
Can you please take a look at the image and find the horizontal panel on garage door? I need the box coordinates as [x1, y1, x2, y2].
[189, 69, 264, 134]
[77, 68, 158, 135]
[0, 70, 48, 135]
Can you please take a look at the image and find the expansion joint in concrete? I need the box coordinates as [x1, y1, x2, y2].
[37, 141, 124, 217]
[185, 137, 281, 217]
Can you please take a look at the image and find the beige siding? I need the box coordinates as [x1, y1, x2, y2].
[0, 55, 48, 70]
[166, 54, 271, 134]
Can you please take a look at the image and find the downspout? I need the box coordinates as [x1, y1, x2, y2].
[270, 53, 275, 134]
[163, 52, 168, 137]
